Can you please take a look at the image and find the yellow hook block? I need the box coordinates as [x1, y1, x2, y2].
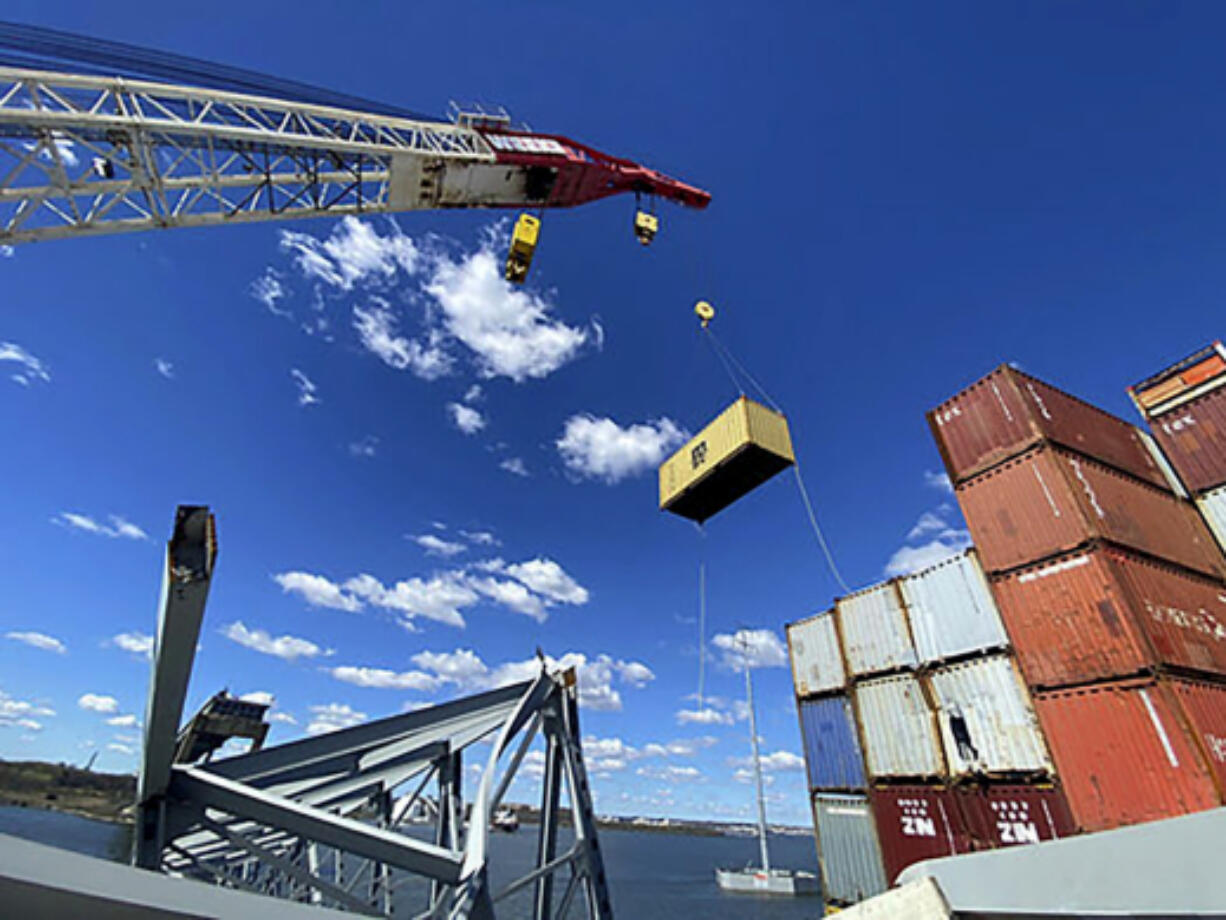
[695, 300, 715, 328]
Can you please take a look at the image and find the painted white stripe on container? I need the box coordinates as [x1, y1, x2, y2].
[1140, 689, 1179, 768]
[787, 611, 845, 696]
[837, 583, 918, 677]
[1139, 429, 1189, 499]
[899, 551, 1008, 664]
[1196, 485, 1226, 558]
[855, 674, 945, 778]
[927, 654, 1052, 777]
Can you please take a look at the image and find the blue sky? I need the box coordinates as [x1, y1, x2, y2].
[3, 2, 1226, 828]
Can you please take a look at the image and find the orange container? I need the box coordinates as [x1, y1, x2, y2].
[956, 444, 1225, 579]
[1033, 678, 1219, 832]
[1166, 677, 1226, 796]
[990, 545, 1226, 688]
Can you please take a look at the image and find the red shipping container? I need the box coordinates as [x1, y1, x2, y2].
[929, 365, 1168, 488]
[956, 444, 1226, 579]
[868, 786, 973, 883]
[956, 785, 1078, 849]
[991, 545, 1226, 688]
[1150, 385, 1226, 495]
[1166, 677, 1226, 795]
[1034, 679, 1219, 832]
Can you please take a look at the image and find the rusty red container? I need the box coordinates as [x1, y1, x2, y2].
[868, 786, 973, 884]
[1149, 385, 1226, 495]
[956, 444, 1226, 579]
[956, 785, 1078, 849]
[990, 545, 1226, 688]
[929, 365, 1168, 488]
[1033, 678, 1220, 832]
[1166, 677, 1226, 796]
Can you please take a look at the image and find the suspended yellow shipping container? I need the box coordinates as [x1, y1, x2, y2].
[659, 396, 795, 523]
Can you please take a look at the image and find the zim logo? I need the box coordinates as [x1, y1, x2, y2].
[898, 799, 937, 838]
[691, 441, 709, 470]
[997, 821, 1040, 844]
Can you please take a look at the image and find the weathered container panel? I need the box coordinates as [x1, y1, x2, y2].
[868, 786, 972, 884]
[991, 546, 1226, 688]
[788, 611, 845, 697]
[855, 675, 945, 779]
[956, 444, 1225, 578]
[1197, 486, 1226, 557]
[899, 550, 1008, 664]
[837, 582, 918, 677]
[926, 654, 1052, 777]
[1166, 677, 1226, 794]
[928, 366, 1167, 488]
[813, 793, 888, 905]
[658, 396, 795, 523]
[1147, 375, 1226, 495]
[799, 696, 867, 791]
[957, 785, 1078, 849]
[1033, 679, 1219, 832]
[1131, 341, 1226, 418]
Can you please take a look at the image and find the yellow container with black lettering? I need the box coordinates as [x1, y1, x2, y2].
[659, 396, 795, 523]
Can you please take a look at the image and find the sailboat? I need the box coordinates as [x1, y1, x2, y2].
[715, 654, 819, 896]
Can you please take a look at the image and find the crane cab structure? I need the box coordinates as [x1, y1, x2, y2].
[505, 213, 540, 283]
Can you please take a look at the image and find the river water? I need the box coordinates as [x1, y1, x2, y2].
[0, 806, 823, 918]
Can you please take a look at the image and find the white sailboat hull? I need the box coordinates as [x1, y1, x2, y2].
[716, 867, 820, 896]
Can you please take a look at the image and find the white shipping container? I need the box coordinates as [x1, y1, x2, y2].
[899, 551, 1008, 664]
[926, 654, 1052, 777]
[788, 611, 845, 697]
[838, 583, 918, 677]
[1196, 485, 1226, 556]
[855, 674, 945, 779]
[813, 793, 888, 905]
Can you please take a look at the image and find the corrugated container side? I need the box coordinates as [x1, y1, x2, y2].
[927, 365, 1167, 488]
[1139, 428, 1189, 499]
[926, 654, 1052, 777]
[855, 675, 945, 779]
[1166, 677, 1226, 795]
[956, 785, 1078, 849]
[837, 582, 918, 677]
[868, 786, 972, 884]
[1033, 679, 1219, 832]
[1196, 485, 1226, 557]
[956, 444, 1225, 578]
[1150, 384, 1226, 494]
[813, 793, 888, 905]
[899, 550, 1008, 664]
[798, 696, 867, 791]
[787, 611, 846, 697]
[991, 546, 1226, 688]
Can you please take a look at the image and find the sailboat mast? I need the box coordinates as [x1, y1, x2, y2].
[745, 661, 771, 873]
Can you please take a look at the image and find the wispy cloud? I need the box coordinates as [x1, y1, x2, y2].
[281, 217, 417, 291]
[710, 629, 788, 671]
[884, 500, 971, 577]
[353, 300, 452, 379]
[499, 456, 529, 477]
[1, 341, 51, 386]
[328, 666, 441, 691]
[5, 631, 66, 654]
[0, 691, 54, 728]
[290, 368, 319, 406]
[306, 702, 367, 736]
[411, 534, 466, 557]
[222, 621, 327, 662]
[250, 267, 292, 317]
[153, 357, 174, 379]
[273, 572, 363, 612]
[923, 470, 954, 494]
[52, 512, 147, 540]
[460, 529, 499, 547]
[446, 401, 486, 435]
[556, 415, 685, 484]
[348, 436, 379, 458]
[105, 714, 139, 728]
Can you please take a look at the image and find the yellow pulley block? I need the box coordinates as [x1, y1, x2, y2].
[695, 300, 715, 329]
[505, 213, 540, 284]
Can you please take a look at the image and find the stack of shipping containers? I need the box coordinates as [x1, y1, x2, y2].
[930, 364, 1226, 834]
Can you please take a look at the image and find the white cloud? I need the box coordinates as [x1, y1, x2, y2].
[675, 707, 734, 726]
[907, 511, 947, 540]
[582, 733, 714, 773]
[16, 718, 42, 732]
[412, 534, 466, 557]
[636, 764, 702, 783]
[107, 742, 135, 755]
[250, 267, 291, 317]
[269, 711, 298, 725]
[239, 691, 275, 706]
[614, 660, 655, 688]
[329, 666, 441, 691]
[923, 470, 954, 494]
[273, 572, 363, 612]
[153, 357, 174, 379]
[111, 632, 154, 657]
[464, 384, 483, 403]
[447, 401, 486, 435]
[5, 631, 65, 654]
[105, 714, 138, 728]
[280, 217, 418, 291]
[307, 702, 367, 736]
[78, 693, 119, 714]
[460, 530, 498, 546]
[291, 368, 319, 406]
[711, 629, 788, 671]
[53, 512, 148, 539]
[0, 245, 12, 258]
[349, 436, 379, 458]
[499, 558, 590, 605]
[467, 576, 546, 621]
[556, 415, 685, 484]
[353, 301, 453, 379]
[222, 621, 325, 662]
[499, 457, 529, 477]
[345, 572, 475, 628]
[0, 691, 55, 728]
[730, 750, 805, 773]
[884, 536, 971, 577]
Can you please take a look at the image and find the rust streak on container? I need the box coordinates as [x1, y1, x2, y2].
[928, 365, 1167, 488]
[868, 786, 972, 885]
[1033, 678, 1219, 832]
[1166, 677, 1226, 797]
[991, 545, 1226, 688]
[956, 444, 1226, 579]
[956, 784, 1078, 849]
[1150, 385, 1226, 495]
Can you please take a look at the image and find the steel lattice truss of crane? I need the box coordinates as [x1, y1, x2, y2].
[136, 507, 613, 919]
[0, 50, 708, 244]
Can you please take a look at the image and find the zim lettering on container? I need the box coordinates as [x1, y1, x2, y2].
[868, 787, 972, 885]
[957, 785, 1077, 850]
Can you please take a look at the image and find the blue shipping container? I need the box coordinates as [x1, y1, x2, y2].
[799, 695, 867, 790]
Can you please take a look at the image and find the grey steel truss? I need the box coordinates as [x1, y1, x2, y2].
[133, 506, 614, 919]
[0, 66, 493, 243]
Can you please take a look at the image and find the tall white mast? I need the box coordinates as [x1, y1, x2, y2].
[744, 659, 771, 873]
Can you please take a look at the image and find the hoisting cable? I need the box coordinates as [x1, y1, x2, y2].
[697, 534, 707, 711]
[793, 465, 852, 594]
